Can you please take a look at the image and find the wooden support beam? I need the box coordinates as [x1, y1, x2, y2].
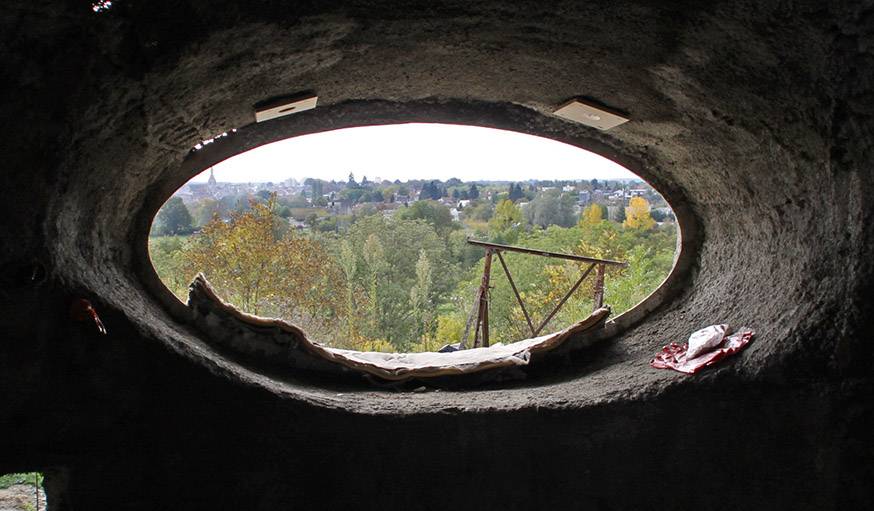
[593, 264, 605, 311]
[467, 238, 627, 267]
[457, 240, 626, 350]
[475, 249, 494, 348]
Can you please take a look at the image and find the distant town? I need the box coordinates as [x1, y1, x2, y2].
[168, 170, 674, 233]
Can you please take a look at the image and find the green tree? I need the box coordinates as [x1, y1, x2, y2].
[489, 198, 524, 243]
[468, 183, 480, 199]
[464, 201, 494, 223]
[525, 191, 563, 228]
[338, 239, 359, 341]
[448, 229, 484, 269]
[409, 249, 434, 342]
[397, 200, 456, 235]
[613, 204, 626, 224]
[420, 181, 443, 200]
[219, 195, 238, 214]
[190, 198, 225, 227]
[558, 193, 578, 227]
[154, 197, 193, 235]
[340, 188, 366, 203]
[283, 192, 309, 208]
[341, 215, 455, 348]
[650, 208, 667, 222]
[311, 179, 324, 198]
[148, 236, 190, 299]
[363, 233, 387, 337]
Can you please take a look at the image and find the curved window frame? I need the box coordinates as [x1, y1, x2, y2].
[133, 100, 699, 383]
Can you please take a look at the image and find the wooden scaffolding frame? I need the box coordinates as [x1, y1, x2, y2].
[459, 239, 627, 349]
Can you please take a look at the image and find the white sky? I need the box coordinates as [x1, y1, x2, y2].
[191, 123, 637, 184]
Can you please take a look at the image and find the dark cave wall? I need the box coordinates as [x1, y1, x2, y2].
[11, 347, 872, 510]
[1, 1, 873, 509]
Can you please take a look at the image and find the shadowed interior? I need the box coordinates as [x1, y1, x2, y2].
[1, 1, 872, 509]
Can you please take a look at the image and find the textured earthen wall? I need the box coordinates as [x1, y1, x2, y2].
[1, 1, 872, 509]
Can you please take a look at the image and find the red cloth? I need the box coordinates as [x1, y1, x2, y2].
[650, 328, 754, 374]
[70, 298, 107, 335]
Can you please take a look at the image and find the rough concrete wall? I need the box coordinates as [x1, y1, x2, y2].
[1, 1, 872, 509]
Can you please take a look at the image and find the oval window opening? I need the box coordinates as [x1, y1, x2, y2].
[149, 123, 678, 353]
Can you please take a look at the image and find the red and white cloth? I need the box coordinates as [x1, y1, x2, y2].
[651, 326, 754, 374]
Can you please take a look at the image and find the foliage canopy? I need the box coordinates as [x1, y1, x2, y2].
[151, 183, 676, 352]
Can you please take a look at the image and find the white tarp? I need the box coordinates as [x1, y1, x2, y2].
[305, 310, 610, 380]
[190, 274, 610, 381]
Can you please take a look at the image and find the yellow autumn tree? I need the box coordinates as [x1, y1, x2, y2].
[435, 315, 464, 343]
[623, 196, 656, 230]
[182, 198, 343, 335]
[579, 203, 605, 226]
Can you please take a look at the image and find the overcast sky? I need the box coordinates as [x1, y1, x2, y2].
[190, 123, 637, 184]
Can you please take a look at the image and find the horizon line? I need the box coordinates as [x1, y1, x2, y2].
[190, 176, 646, 185]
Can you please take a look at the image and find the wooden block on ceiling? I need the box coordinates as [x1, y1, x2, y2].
[255, 92, 318, 123]
[554, 99, 629, 130]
